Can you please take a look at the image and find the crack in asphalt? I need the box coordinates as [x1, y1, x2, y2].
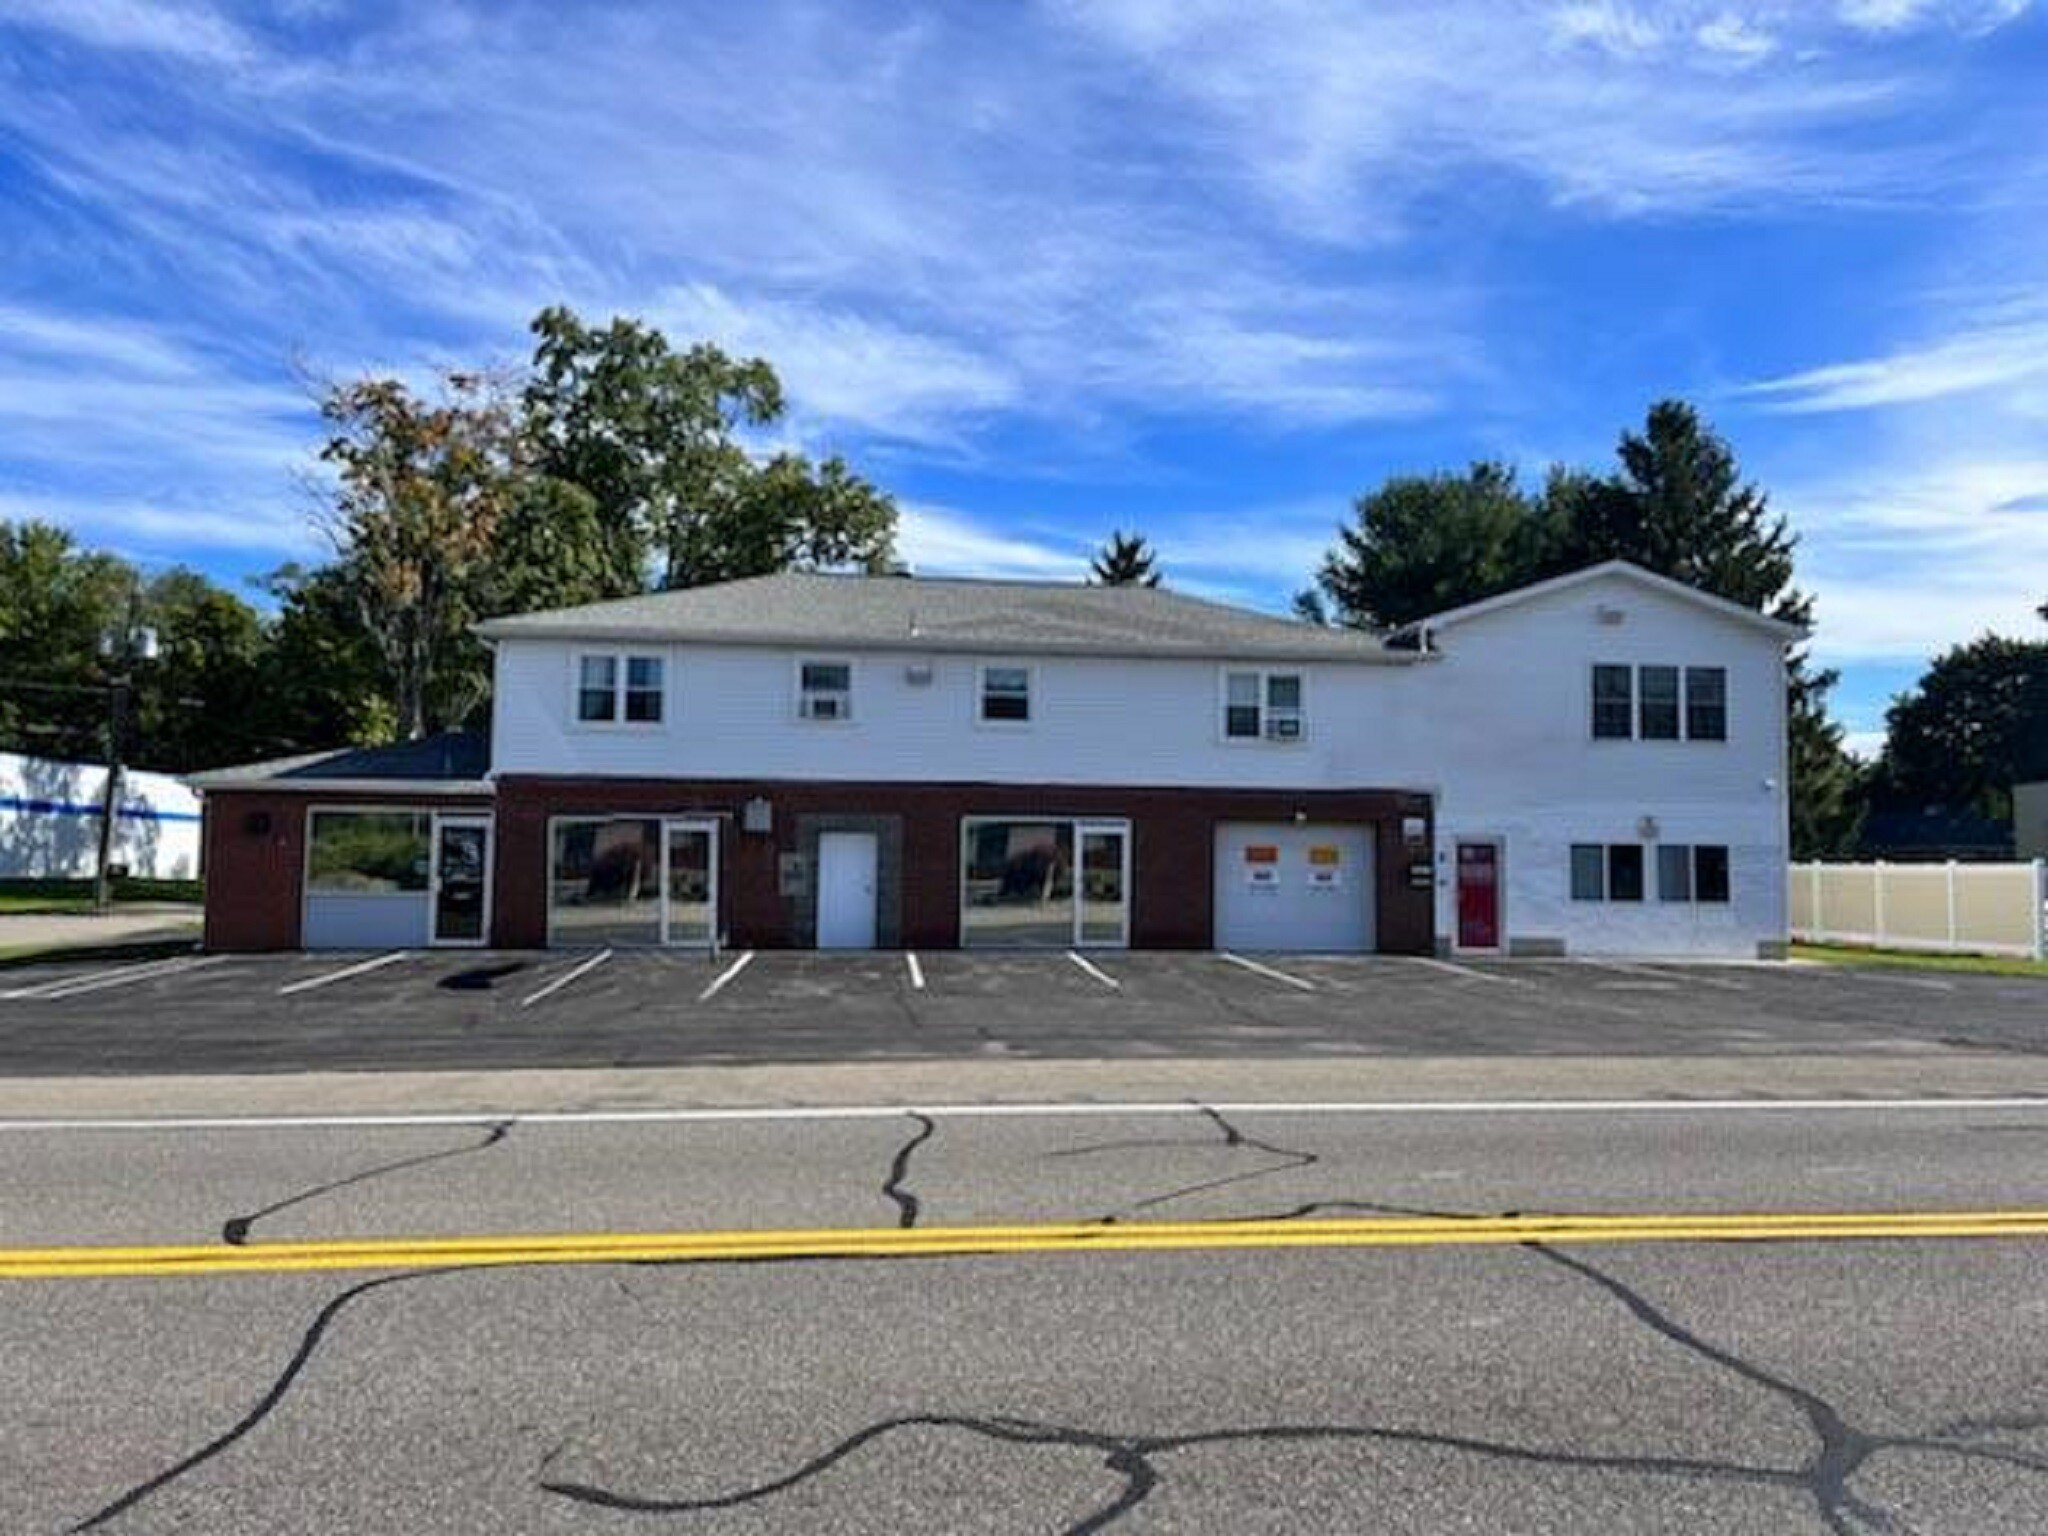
[881, 1112, 935, 1229]
[220, 1121, 512, 1246]
[1049, 1103, 1320, 1224]
[70, 1108, 2048, 1533]
[67, 1267, 472, 1532]
[542, 1117, 2048, 1533]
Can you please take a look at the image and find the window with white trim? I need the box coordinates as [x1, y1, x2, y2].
[1223, 669, 1306, 742]
[1593, 663, 1728, 742]
[798, 660, 853, 721]
[979, 665, 1031, 724]
[1570, 842, 1644, 902]
[1659, 843, 1731, 904]
[576, 652, 665, 725]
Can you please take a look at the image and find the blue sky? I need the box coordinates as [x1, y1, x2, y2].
[2, 1, 2046, 754]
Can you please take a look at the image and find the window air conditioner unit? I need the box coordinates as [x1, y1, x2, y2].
[801, 695, 845, 720]
[1266, 715, 1303, 741]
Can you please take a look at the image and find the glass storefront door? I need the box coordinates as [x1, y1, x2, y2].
[430, 814, 491, 946]
[661, 820, 718, 948]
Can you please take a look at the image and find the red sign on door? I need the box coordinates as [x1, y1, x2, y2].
[1456, 843, 1500, 950]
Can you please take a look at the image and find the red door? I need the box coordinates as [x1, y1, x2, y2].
[1456, 843, 1500, 950]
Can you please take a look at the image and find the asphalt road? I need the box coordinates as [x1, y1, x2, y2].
[7, 1102, 2048, 1533]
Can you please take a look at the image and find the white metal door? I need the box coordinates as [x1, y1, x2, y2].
[816, 831, 879, 949]
[1213, 822, 1374, 953]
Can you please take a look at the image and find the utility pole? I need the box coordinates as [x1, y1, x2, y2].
[92, 595, 157, 915]
[91, 675, 129, 914]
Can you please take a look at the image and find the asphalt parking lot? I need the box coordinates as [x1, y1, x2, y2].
[0, 944, 2044, 1076]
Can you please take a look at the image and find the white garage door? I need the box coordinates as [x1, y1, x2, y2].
[1214, 822, 1375, 953]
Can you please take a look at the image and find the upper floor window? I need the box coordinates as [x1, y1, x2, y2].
[1639, 665, 1680, 740]
[1223, 669, 1306, 743]
[979, 664, 1032, 724]
[1592, 665, 1633, 739]
[576, 652, 664, 725]
[1593, 663, 1727, 742]
[798, 660, 853, 722]
[1686, 667, 1727, 741]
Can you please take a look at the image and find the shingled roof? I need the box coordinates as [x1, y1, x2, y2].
[474, 573, 1405, 663]
[185, 730, 491, 792]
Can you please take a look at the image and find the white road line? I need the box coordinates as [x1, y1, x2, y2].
[2, 953, 223, 1001]
[905, 952, 925, 991]
[1403, 956, 1528, 987]
[277, 950, 409, 997]
[1218, 951, 1316, 991]
[6, 1097, 2048, 1133]
[1067, 950, 1121, 990]
[519, 949, 612, 1009]
[698, 950, 756, 1002]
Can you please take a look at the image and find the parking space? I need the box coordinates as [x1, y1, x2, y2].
[0, 945, 2042, 1076]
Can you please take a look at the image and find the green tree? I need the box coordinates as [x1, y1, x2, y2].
[0, 520, 132, 762]
[131, 568, 270, 772]
[1311, 461, 1549, 630]
[317, 372, 518, 739]
[258, 563, 396, 749]
[1879, 636, 2048, 822]
[522, 306, 895, 589]
[1089, 530, 1163, 587]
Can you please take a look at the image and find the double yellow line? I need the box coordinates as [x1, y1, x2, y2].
[8, 1209, 2048, 1280]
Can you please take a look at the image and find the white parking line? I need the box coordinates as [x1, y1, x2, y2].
[519, 948, 612, 1009]
[277, 950, 409, 997]
[1403, 955, 1529, 987]
[2, 953, 224, 1001]
[905, 952, 925, 991]
[699, 950, 756, 1002]
[1067, 950, 1121, 990]
[1218, 951, 1316, 992]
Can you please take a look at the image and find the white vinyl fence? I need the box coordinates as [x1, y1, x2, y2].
[1789, 860, 2048, 960]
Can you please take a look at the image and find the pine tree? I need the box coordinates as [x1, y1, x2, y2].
[1089, 531, 1163, 587]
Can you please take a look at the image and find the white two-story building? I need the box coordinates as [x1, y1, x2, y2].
[191, 560, 1800, 958]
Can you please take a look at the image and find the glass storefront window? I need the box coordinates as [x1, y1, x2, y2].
[961, 818, 1129, 948]
[549, 818, 662, 946]
[307, 811, 430, 894]
[962, 820, 1074, 947]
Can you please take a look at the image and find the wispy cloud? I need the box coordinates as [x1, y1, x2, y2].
[1742, 295, 2048, 412]
[0, 0, 256, 65]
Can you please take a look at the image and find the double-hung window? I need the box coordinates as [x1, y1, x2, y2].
[1638, 665, 1680, 740]
[1685, 667, 1727, 741]
[1591, 665, 1634, 739]
[1594, 663, 1729, 742]
[798, 660, 853, 721]
[576, 652, 665, 725]
[1223, 670, 1306, 742]
[979, 665, 1031, 724]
